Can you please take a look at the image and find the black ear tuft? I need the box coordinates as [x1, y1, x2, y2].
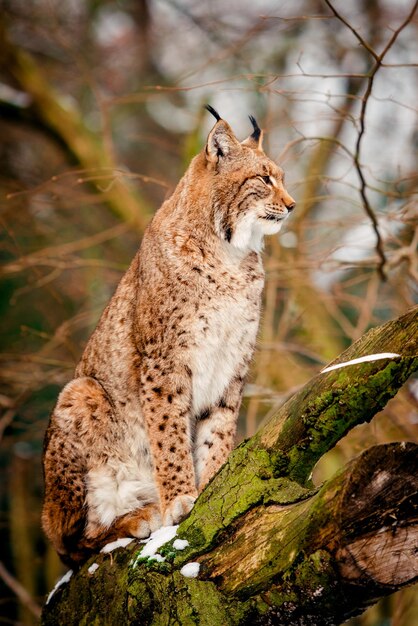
[205, 104, 222, 122]
[248, 114, 261, 142]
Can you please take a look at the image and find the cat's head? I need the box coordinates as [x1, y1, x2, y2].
[203, 106, 295, 253]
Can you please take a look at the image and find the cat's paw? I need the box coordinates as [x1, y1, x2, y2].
[131, 505, 162, 539]
[162, 494, 196, 526]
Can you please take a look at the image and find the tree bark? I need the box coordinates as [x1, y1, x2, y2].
[42, 306, 418, 625]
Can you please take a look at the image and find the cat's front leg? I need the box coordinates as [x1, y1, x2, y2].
[140, 365, 198, 526]
[194, 374, 244, 491]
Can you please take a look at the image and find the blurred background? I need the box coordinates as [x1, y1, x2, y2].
[0, 0, 417, 623]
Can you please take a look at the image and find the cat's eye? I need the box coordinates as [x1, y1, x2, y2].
[259, 175, 271, 185]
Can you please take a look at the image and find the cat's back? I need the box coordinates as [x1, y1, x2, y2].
[75, 250, 142, 389]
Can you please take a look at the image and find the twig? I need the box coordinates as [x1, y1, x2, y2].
[0, 388, 34, 443]
[1, 223, 128, 276]
[324, 0, 418, 281]
[0, 561, 42, 619]
[0, 408, 16, 442]
[323, 1, 380, 61]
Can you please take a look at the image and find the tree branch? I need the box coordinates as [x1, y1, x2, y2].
[196, 442, 418, 622]
[324, 0, 418, 280]
[0, 561, 42, 620]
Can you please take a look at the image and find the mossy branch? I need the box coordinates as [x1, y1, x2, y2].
[42, 307, 418, 625]
[257, 305, 418, 483]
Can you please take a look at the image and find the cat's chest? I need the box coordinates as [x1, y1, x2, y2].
[189, 281, 262, 415]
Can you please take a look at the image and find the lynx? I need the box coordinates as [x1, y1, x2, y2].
[42, 106, 295, 567]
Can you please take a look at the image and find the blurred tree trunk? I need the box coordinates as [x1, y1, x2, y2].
[9, 453, 38, 626]
[42, 307, 418, 625]
[392, 585, 418, 626]
[0, 17, 152, 233]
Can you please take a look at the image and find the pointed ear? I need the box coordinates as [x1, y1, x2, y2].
[241, 114, 263, 150]
[205, 120, 241, 164]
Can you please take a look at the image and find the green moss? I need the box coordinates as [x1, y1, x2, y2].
[173, 573, 247, 625]
[127, 567, 248, 625]
[177, 525, 206, 552]
[42, 550, 132, 625]
[158, 548, 177, 562]
[176, 442, 310, 564]
[247, 550, 337, 624]
[270, 449, 290, 476]
[177, 441, 273, 551]
[280, 357, 418, 485]
[305, 390, 336, 417]
[252, 586, 298, 617]
[294, 549, 333, 588]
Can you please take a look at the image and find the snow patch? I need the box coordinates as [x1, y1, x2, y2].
[131, 525, 179, 567]
[321, 353, 400, 373]
[173, 538, 189, 551]
[180, 562, 200, 578]
[139, 525, 179, 558]
[46, 570, 73, 604]
[129, 526, 191, 568]
[88, 563, 99, 575]
[101, 537, 134, 554]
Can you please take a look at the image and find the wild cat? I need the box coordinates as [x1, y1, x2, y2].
[42, 106, 295, 567]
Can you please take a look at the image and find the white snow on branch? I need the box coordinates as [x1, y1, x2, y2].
[130, 525, 180, 567]
[139, 525, 179, 558]
[46, 570, 73, 604]
[101, 537, 134, 554]
[180, 562, 200, 578]
[88, 563, 99, 575]
[321, 353, 400, 373]
[129, 526, 192, 567]
[173, 538, 189, 551]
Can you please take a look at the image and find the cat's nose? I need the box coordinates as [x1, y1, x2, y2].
[286, 201, 296, 212]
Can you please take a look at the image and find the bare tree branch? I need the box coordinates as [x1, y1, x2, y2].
[324, 0, 418, 280]
[0, 561, 42, 620]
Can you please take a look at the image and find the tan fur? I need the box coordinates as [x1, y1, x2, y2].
[42, 112, 295, 567]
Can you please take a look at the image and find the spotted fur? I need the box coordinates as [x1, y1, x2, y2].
[42, 109, 295, 567]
